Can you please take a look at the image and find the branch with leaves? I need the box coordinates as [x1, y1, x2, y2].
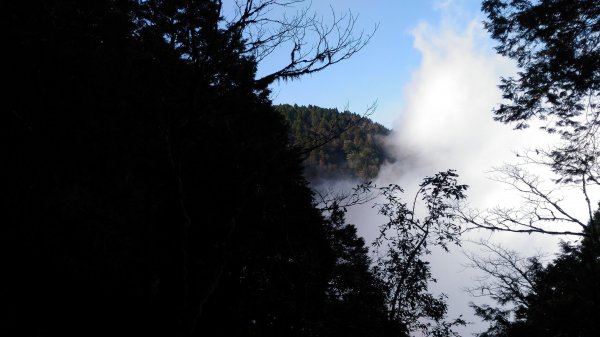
[372, 170, 468, 337]
[311, 170, 468, 336]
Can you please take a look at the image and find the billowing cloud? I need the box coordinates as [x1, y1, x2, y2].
[346, 15, 594, 335]
[381, 18, 549, 204]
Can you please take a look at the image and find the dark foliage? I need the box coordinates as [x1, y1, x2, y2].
[321, 205, 399, 337]
[277, 104, 391, 182]
[474, 2, 600, 335]
[482, 0, 600, 131]
[5, 1, 390, 336]
[374, 170, 468, 337]
[473, 210, 600, 337]
[480, 0, 600, 233]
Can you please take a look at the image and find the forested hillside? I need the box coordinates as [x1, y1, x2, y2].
[277, 104, 391, 181]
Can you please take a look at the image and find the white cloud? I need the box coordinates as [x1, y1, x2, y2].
[345, 15, 598, 336]
[378, 18, 564, 227]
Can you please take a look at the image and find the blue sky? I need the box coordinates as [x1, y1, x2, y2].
[260, 0, 486, 128]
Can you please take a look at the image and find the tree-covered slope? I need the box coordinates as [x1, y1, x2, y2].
[277, 104, 392, 181]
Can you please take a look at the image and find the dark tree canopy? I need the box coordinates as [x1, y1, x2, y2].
[471, 210, 600, 337]
[5, 1, 388, 336]
[320, 206, 394, 337]
[482, 0, 600, 132]
[5, 1, 473, 337]
[474, 0, 600, 236]
[472, 3, 600, 334]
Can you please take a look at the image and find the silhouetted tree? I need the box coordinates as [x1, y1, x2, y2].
[320, 204, 395, 337]
[465, 241, 544, 310]
[458, 162, 598, 239]
[373, 170, 468, 337]
[462, 0, 600, 240]
[313, 171, 469, 337]
[466, 2, 600, 335]
[482, 0, 599, 132]
[224, 0, 376, 85]
[5, 1, 378, 336]
[483, 0, 600, 185]
[470, 210, 600, 337]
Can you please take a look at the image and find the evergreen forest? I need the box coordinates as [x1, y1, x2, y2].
[277, 104, 391, 182]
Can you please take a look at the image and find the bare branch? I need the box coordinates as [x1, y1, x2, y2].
[313, 181, 378, 212]
[225, 0, 377, 86]
[457, 158, 598, 238]
[464, 240, 546, 308]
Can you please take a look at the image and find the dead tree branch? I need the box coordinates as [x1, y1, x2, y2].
[225, 0, 377, 86]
